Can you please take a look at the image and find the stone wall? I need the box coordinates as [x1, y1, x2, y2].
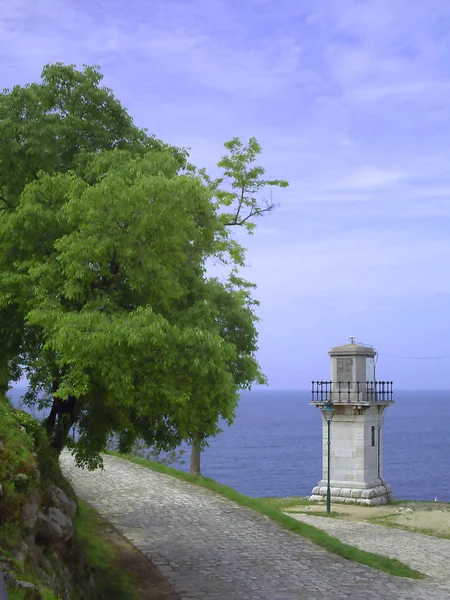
[310, 483, 395, 506]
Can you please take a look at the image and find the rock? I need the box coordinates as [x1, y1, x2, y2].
[357, 498, 372, 506]
[350, 489, 362, 498]
[369, 496, 385, 506]
[3, 570, 16, 585]
[36, 507, 73, 544]
[15, 580, 43, 599]
[373, 486, 387, 497]
[48, 485, 77, 518]
[21, 489, 42, 531]
[311, 486, 320, 495]
[339, 488, 351, 497]
[309, 495, 323, 502]
[361, 488, 376, 499]
[331, 496, 345, 503]
[13, 542, 29, 564]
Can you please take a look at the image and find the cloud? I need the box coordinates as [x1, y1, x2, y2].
[334, 166, 406, 190]
[344, 80, 450, 104]
[2, 0, 450, 388]
[241, 228, 450, 309]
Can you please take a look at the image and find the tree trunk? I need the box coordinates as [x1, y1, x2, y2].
[47, 395, 78, 455]
[190, 440, 202, 477]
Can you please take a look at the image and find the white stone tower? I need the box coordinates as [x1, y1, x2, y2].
[310, 339, 394, 505]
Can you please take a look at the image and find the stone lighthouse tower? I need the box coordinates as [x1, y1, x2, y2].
[310, 339, 394, 505]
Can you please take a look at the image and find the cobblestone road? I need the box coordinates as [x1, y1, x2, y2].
[60, 452, 449, 600]
[287, 513, 450, 595]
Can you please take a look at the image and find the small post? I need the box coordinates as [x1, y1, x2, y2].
[327, 418, 331, 513]
[321, 400, 335, 514]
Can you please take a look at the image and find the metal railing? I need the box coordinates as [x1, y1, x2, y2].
[311, 380, 394, 404]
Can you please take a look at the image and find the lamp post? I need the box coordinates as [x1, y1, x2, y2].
[321, 399, 335, 513]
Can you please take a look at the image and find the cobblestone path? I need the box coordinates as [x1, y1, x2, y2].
[60, 452, 448, 600]
[287, 513, 450, 595]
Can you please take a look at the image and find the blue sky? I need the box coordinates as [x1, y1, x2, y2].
[2, 0, 450, 389]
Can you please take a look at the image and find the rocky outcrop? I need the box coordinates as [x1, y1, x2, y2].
[20, 484, 76, 545]
[48, 484, 77, 518]
[36, 507, 73, 545]
[2, 483, 80, 597]
[21, 489, 41, 531]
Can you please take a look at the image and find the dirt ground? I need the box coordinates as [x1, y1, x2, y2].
[285, 501, 450, 537]
[99, 522, 181, 600]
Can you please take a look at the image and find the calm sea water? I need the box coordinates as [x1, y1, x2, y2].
[7, 387, 450, 502]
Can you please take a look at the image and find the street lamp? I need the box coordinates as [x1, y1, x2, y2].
[321, 399, 335, 513]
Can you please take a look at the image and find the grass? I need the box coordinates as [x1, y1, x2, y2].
[259, 496, 313, 510]
[287, 510, 346, 518]
[367, 514, 450, 540]
[5, 590, 27, 600]
[73, 500, 144, 600]
[6, 589, 57, 600]
[106, 451, 425, 580]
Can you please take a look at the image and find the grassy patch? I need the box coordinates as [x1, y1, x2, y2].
[285, 509, 346, 518]
[5, 590, 26, 600]
[106, 451, 425, 580]
[259, 496, 313, 510]
[367, 515, 450, 540]
[74, 500, 143, 600]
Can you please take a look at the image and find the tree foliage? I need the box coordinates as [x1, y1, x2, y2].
[0, 63, 288, 469]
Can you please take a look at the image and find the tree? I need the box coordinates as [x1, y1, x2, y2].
[187, 138, 289, 477]
[1, 148, 225, 468]
[0, 62, 189, 395]
[0, 63, 289, 471]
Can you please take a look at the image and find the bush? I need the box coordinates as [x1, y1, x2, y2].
[0, 400, 39, 523]
[0, 396, 76, 525]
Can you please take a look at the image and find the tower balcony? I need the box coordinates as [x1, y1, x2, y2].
[311, 380, 394, 406]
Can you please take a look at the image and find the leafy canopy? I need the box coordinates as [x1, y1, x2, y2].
[0, 63, 288, 468]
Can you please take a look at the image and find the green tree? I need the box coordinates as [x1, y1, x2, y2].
[0, 63, 189, 395]
[0, 63, 289, 470]
[1, 148, 222, 467]
[188, 138, 289, 476]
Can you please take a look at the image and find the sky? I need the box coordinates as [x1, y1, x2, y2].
[1, 0, 450, 390]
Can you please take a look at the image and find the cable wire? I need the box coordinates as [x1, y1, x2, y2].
[354, 339, 447, 360]
[377, 353, 448, 360]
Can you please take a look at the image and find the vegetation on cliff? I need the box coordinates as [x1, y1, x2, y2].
[0, 394, 148, 599]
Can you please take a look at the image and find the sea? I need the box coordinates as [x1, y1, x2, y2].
[7, 387, 450, 502]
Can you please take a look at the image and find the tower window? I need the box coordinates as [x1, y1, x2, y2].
[371, 426, 376, 447]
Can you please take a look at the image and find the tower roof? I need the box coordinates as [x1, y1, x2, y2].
[328, 343, 376, 356]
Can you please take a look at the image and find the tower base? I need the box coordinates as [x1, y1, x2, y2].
[310, 482, 394, 506]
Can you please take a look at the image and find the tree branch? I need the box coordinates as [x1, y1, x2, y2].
[223, 198, 275, 227]
[0, 191, 14, 210]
